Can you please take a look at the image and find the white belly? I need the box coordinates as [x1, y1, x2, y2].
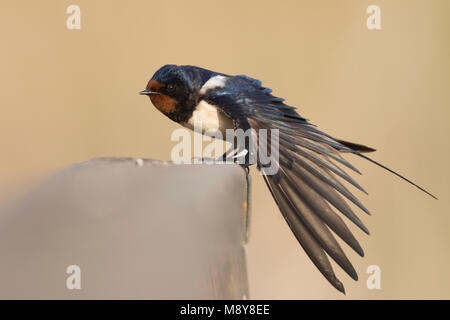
[183, 100, 234, 138]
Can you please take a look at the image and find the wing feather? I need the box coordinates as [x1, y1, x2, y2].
[206, 75, 376, 292]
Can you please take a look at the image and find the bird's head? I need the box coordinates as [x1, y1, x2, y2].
[140, 64, 196, 117]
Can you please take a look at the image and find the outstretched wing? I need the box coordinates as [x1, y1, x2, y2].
[204, 74, 370, 292]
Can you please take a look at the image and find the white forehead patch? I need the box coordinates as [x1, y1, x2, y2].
[199, 75, 228, 95]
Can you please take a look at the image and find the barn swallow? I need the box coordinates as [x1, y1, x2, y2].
[140, 64, 436, 293]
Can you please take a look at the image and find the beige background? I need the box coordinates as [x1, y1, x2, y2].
[0, 0, 449, 299]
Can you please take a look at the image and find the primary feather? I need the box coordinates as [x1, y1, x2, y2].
[202, 72, 436, 292]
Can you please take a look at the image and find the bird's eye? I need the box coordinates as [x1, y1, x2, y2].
[166, 84, 175, 92]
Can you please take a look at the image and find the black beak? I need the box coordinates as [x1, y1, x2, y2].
[139, 89, 159, 96]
